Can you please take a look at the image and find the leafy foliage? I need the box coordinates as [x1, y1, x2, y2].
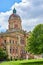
[26, 24, 43, 54]
[0, 48, 8, 61]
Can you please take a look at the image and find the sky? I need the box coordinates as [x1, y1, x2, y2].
[0, 0, 43, 32]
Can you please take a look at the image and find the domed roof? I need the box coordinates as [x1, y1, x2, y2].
[9, 8, 20, 20]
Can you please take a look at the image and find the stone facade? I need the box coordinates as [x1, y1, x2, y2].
[0, 8, 28, 59]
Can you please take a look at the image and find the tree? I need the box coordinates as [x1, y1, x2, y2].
[0, 48, 8, 61]
[26, 24, 43, 54]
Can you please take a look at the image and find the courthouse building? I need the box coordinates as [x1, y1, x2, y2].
[0, 8, 28, 59]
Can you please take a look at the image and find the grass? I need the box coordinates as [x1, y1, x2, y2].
[0, 59, 43, 65]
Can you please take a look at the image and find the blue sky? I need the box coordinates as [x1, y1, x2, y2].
[0, 0, 43, 32]
[0, 0, 21, 12]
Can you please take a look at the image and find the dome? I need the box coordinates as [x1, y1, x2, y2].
[9, 14, 20, 20]
[8, 8, 22, 31]
[9, 8, 20, 20]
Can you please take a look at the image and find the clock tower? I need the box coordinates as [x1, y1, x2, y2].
[8, 8, 22, 31]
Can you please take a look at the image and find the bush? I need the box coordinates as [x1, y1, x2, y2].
[0, 48, 8, 61]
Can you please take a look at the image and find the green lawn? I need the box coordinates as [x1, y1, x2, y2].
[0, 59, 43, 65]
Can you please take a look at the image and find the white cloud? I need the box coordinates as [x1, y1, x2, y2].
[0, 0, 43, 32]
[0, 10, 12, 32]
[22, 18, 43, 31]
[11, 0, 43, 31]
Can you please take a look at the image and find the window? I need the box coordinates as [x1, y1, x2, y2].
[10, 48, 12, 53]
[20, 38, 24, 44]
[12, 40, 14, 44]
[21, 49, 25, 54]
[15, 48, 18, 53]
[4, 40, 6, 43]
[10, 40, 14, 44]
[14, 24, 18, 29]
[15, 41, 17, 44]
[10, 23, 14, 29]
[10, 40, 11, 43]
[13, 49, 14, 53]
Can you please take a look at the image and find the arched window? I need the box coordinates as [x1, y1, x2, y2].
[14, 24, 18, 29]
[9, 22, 14, 29]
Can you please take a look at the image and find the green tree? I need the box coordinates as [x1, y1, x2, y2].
[26, 24, 43, 54]
[0, 48, 8, 61]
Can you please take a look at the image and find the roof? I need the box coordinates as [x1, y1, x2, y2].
[9, 13, 20, 20]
